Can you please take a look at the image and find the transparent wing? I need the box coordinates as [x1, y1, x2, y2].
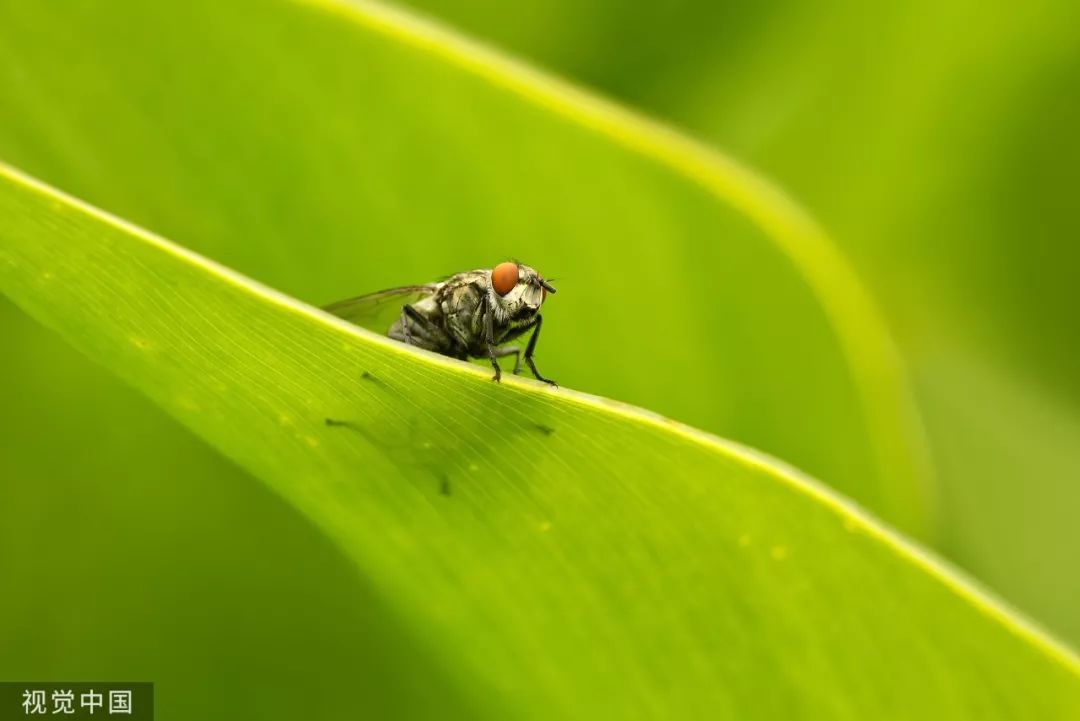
[322, 284, 439, 335]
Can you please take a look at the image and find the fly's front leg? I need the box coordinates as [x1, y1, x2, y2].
[487, 347, 502, 382]
[524, 314, 556, 386]
[483, 299, 502, 382]
[492, 346, 521, 374]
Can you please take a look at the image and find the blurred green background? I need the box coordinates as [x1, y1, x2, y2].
[0, 0, 1077, 716]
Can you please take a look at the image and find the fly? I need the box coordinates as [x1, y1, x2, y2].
[324, 261, 557, 385]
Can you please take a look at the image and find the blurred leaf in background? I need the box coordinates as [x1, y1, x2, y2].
[395, 0, 1080, 645]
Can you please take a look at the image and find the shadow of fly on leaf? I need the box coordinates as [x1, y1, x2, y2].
[323, 261, 557, 385]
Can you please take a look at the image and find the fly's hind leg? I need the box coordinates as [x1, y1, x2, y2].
[392, 304, 443, 351]
[523, 315, 556, 386]
[397, 305, 413, 345]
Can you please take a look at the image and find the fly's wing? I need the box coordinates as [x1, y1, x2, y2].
[322, 284, 438, 335]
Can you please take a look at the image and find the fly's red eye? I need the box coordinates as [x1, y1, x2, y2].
[491, 262, 519, 296]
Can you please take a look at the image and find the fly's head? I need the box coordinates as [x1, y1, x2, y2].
[488, 261, 556, 326]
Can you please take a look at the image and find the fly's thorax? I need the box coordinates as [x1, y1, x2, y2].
[436, 278, 487, 347]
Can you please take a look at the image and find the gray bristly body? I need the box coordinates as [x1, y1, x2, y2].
[385, 264, 556, 384]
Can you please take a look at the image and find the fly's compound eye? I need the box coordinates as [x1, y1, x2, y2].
[491, 262, 519, 296]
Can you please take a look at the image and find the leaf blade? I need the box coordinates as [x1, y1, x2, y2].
[2, 163, 1077, 720]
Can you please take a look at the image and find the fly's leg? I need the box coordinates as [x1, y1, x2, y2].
[492, 346, 521, 374]
[483, 298, 502, 382]
[487, 346, 502, 382]
[398, 306, 413, 345]
[524, 314, 556, 386]
[402, 304, 434, 345]
[392, 304, 444, 352]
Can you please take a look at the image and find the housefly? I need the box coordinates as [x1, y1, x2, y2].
[324, 261, 557, 385]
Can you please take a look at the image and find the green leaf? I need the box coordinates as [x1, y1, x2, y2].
[0, 299, 447, 720]
[0, 0, 930, 535]
[393, 0, 1080, 645]
[2, 162, 1079, 718]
